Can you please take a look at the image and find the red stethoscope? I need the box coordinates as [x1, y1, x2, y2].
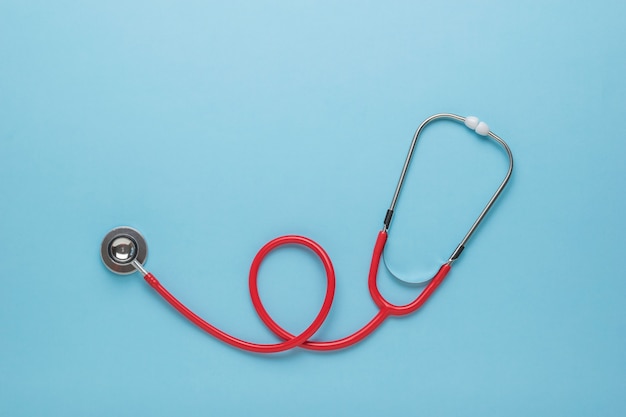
[101, 113, 514, 353]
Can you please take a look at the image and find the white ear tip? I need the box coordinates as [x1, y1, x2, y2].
[464, 116, 479, 130]
[475, 121, 490, 136]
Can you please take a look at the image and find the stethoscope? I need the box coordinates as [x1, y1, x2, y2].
[101, 113, 514, 353]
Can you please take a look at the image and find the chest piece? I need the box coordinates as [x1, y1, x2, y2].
[101, 227, 148, 274]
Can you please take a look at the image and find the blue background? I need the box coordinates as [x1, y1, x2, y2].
[1, 0, 625, 415]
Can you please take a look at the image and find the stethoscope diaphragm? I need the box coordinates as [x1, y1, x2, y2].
[100, 226, 148, 275]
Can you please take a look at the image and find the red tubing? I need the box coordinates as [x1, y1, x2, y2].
[143, 230, 451, 353]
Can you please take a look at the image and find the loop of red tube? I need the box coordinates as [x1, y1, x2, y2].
[142, 231, 451, 353]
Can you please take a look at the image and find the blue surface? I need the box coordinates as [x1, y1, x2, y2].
[1, 1, 625, 415]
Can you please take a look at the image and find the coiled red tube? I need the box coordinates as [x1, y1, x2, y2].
[142, 230, 451, 353]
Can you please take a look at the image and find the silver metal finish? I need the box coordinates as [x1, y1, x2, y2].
[131, 259, 148, 276]
[110, 237, 136, 263]
[383, 113, 514, 282]
[450, 130, 513, 262]
[101, 227, 148, 274]
[387, 113, 466, 214]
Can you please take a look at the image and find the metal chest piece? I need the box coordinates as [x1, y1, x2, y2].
[101, 227, 148, 274]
